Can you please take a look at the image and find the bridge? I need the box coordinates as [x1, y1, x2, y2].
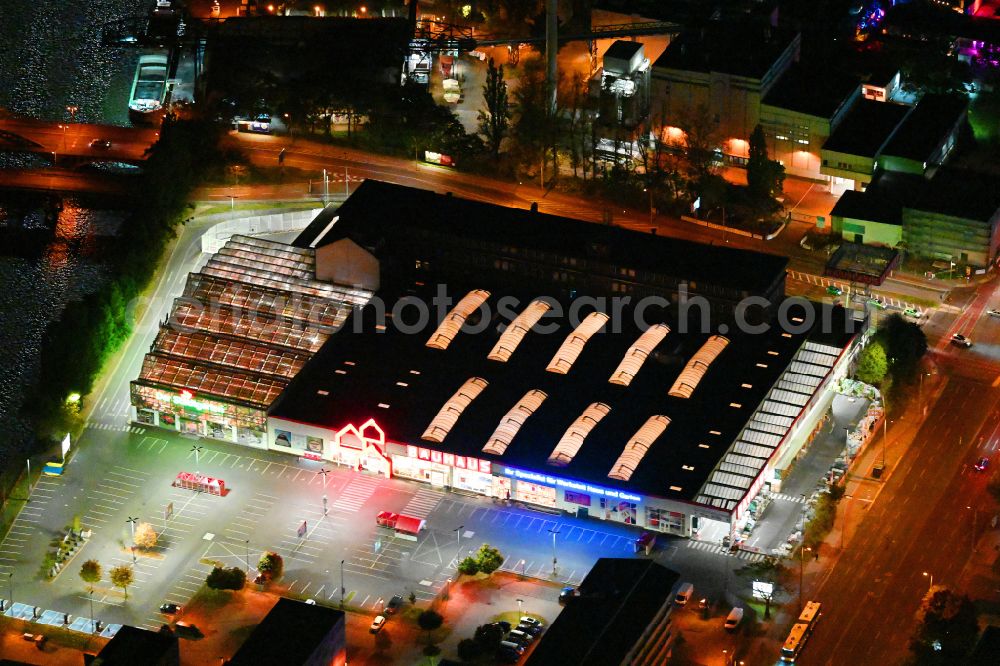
[0, 117, 159, 168]
[0, 168, 135, 197]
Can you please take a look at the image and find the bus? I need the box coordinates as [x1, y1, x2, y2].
[780, 601, 822, 662]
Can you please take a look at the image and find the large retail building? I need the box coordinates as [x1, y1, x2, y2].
[131, 181, 862, 539]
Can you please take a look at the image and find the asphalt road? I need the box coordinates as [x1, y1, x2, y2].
[0, 116, 156, 163]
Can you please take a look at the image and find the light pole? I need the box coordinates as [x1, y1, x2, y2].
[453, 525, 464, 565]
[89, 589, 95, 633]
[923, 571, 933, 590]
[519, 559, 526, 577]
[516, 598, 523, 618]
[245, 539, 250, 574]
[798, 546, 812, 614]
[24, 457, 32, 499]
[317, 468, 330, 489]
[340, 559, 345, 607]
[7, 572, 12, 611]
[126, 516, 138, 543]
[968, 505, 978, 554]
[131, 545, 137, 564]
[322, 494, 328, 515]
[548, 526, 560, 576]
[191, 445, 203, 467]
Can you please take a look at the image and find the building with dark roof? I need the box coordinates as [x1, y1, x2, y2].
[525, 558, 680, 666]
[91, 625, 179, 666]
[294, 180, 789, 316]
[760, 64, 860, 179]
[969, 625, 1000, 666]
[651, 22, 800, 164]
[880, 94, 969, 175]
[821, 100, 911, 190]
[265, 181, 862, 537]
[829, 167, 1000, 265]
[226, 598, 345, 666]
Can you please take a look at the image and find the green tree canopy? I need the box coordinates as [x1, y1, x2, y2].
[746, 123, 785, 213]
[879, 314, 928, 380]
[206, 566, 246, 591]
[911, 586, 979, 663]
[474, 544, 504, 575]
[79, 559, 101, 590]
[857, 341, 889, 386]
[110, 564, 134, 599]
[478, 57, 510, 161]
[257, 551, 284, 582]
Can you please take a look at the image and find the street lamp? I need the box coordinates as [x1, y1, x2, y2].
[190, 445, 203, 467]
[322, 494, 328, 516]
[340, 559, 345, 607]
[453, 525, 464, 565]
[516, 598, 523, 617]
[519, 559, 526, 577]
[548, 526, 560, 576]
[317, 468, 330, 488]
[89, 589, 95, 634]
[245, 539, 250, 574]
[7, 572, 12, 611]
[126, 516, 138, 543]
[923, 571, 933, 589]
[798, 546, 812, 613]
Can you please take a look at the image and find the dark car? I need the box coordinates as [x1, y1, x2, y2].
[490, 620, 512, 633]
[517, 622, 543, 636]
[159, 603, 180, 614]
[385, 595, 403, 615]
[497, 647, 521, 663]
[89, 139, 112, 150]
[975, 456, 990, 472]
[558, 587, 579, 605]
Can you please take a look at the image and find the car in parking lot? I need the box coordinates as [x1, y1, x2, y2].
[724, 607, 744, 631]
[369, 615, 386, 634]
[497, 646, 523, 662]
[867, 297, 886, 309]
[508, 628, 533, 645]
[384, 595, 403, 615]
[904, 307, 924, 319]
[826, 285, 842, 296]
[173, 621, 202, 638]
[558, 587, 579, 605]
[159, 603, 180, 614]
[951, 333, 973, 348]
[988, 309, 1000, 318]
[517, 621, 543, 637]
[975, 456, 990, 472]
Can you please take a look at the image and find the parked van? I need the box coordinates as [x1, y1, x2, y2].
[508, 629, 533, 644]
[674, 582, 694, 606]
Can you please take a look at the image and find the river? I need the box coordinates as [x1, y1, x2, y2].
[0, 0, 148, 471]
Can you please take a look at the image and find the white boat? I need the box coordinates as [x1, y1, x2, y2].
[128, 54, 169, 124]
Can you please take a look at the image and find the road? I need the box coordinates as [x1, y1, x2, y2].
[0, 116, 156, 164]
[796, 275, 1000, 665]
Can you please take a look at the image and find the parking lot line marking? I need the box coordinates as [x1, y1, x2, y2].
[231, 456, 243, 468]
[300, 582, 312, 594]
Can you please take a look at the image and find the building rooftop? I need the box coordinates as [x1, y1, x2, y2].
[525, 558, 680, 666]
[652, 22, 799, 79]
[907, 167, 1000, 222]
[92, 625, 178, 666]
[881, 93, 968, 163]
[294, 180, 789, 295]
[825, 243, 900, 285]
[830, 189, 902, 227]
[227, 598, 344, 666]
[762, 64, 859, 119]
[132, 235, 372, 410]
[822, 100, 911, 158]
[970, 625, 1000, 666]
[604, 39, 643, 62]
[270, 283, 856, 507]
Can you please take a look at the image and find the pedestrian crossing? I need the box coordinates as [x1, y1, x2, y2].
[401, 488, 443, 518]
[85, 422, 146, 434]
[686, 540, 768, 562]
[770, 492, 807, 503]
[330, 476, 380, 513]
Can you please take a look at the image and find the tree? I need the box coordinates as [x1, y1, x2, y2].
[478, 58, 510, 162]
[417, 609, 444, 644]
[79, 559, 101, 591]
[735, 556, 788, 620]
[458, 556, 479, 575]
[133, 522, 158, 551]
[110, 564, 134, 599]
[257, 551, 284, 583]
[206, 566, 246, 591]
[857, 341, 889, 386]
[879, 314, 928, 381]
[676, 102, 720, 182]
[474, 544, 504, 575]
[911, 586, 979, 663]
[457, 637, 483, 662]
[746, 124, 785, 209]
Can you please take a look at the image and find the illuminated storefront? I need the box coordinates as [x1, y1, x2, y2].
[130, 384, 267, 447]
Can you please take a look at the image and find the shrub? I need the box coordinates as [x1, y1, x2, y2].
[457, 556, 479, 575]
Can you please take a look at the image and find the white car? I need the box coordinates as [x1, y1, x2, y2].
[951, 333, 973, 348]
[369, 615, 386, 634]
[724, 607, 744, 631]
[987, 309, 1000, 318]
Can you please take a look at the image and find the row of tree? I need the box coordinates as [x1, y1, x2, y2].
[79, 559, 134, 599]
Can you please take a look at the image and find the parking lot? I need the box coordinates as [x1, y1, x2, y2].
[0, 419, 774, 645]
